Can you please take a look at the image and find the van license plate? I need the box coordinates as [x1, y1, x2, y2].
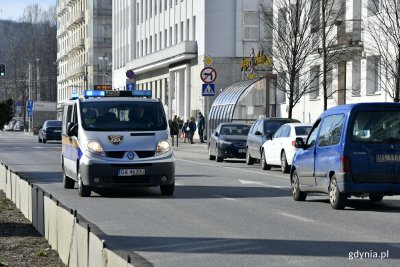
[238, 149, 246, 153]
[118, 169, 145, 176]
[376, 154, 400, 162]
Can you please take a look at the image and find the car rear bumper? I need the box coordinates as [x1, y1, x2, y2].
[217, 143, 246, 159]
[338, 181, 400, 194]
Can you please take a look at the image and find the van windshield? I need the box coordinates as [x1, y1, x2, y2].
[80, 101, 167, 131]
[352, 111, 400, 143]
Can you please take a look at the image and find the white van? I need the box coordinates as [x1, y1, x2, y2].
[61, 90, 175, 197]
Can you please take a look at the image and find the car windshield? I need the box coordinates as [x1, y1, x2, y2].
[295, 126, 312, 136]
[47, 121, 62, 127]
[220, 125, 250, 136]
[352, 111, 400, 143]
[80, 101, 167, 131]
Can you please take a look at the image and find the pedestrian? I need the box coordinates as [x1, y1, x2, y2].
[189, 116, 197, 144]
[182, 119, 190, 143]
[169, 117, 179, 146]
[197, 112, 205, 143]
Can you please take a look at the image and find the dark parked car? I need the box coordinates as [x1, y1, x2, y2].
[38, 120, 62, 143]
[208, 123, 250, 162]
[246, 118, 300, 165]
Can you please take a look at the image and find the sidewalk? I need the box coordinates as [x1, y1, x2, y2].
[169, 136, 209, 153]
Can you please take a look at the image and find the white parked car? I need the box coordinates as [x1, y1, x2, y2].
[261, 123, 312, 173]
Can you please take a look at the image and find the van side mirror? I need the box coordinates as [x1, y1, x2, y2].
[294, 137, 305, 148]
[214, 132, 219, 137]
[67, 122, 78, 137]
[266, 133, 273, 140]
[255, 131, 262, 136]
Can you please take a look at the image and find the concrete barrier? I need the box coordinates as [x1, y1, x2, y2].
[0, 164, 5, 191]
[0, 166, 134, 267]
[57, 205, 75, 264]
[88, 232, 105, 267]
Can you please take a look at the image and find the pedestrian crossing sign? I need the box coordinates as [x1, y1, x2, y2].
[202, 83, 215, 96]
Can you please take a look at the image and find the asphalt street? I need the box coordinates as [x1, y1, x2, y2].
[0, 131, 400, 266]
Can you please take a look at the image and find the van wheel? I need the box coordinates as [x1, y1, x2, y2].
[208, 145, 216, 160]
[281, 151, 290, 173]
[261, 150, 271, 170]
[246, 150, 254, 165]
[160, 181, 175, 196]
[62, 170, 75, 189]
[369, 194, 384, 202]
[329, 176, 346, 210]
[77, 170, 91, 197]
[291, 170, 307, 201]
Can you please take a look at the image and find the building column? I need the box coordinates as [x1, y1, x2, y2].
[184, 64, 191, 120]
[168, 71, 175, 119]
[177, 69, 185, 118]
[338, 61, 346, 105]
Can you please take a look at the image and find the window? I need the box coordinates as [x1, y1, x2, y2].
[149, 0, 152, 18]
[366, 56, 381, 94]
[145, 0, 148, 20]
[175, 24, 178, 44]
[154, 0, 157, 16]
[274, 126, 284, 138]
[243, 12, 259, 41]
[169, 26, 172, 46]
[327, 68, 333, 98]
[277, 72, 286, 104]
[368, 0, 379, 16]
[169, 0, 172, 8]
[310, 65, 320, 100]
[186, 19, 190, 41]
[164, 0, 167, 11]
[251, 120, 261, 134]
[306, 120, 321, 147]
[281, 125, 291, 137]
[180, 21, 184, 42]
[318, 115, 335, 147]
[164, 29, 167, 48]
[352, 59, 361, 96]
[352, 111, 400, 143]
[192, 16, 196, 40]
[329, 114, 345, 145]
[278, 7, 287, 36]
[141, 0, 144, 23]
[150, 36, 153, 53]
[137, 3, 140, 25]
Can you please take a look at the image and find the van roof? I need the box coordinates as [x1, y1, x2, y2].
[320, 102, 400, 118]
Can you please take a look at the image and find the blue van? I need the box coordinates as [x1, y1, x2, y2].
[291, 103, 400, 209]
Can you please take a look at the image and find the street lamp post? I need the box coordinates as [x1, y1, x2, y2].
[36, 58, 40, 101]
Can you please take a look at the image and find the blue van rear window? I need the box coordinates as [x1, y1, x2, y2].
[352, 111, 400, 143]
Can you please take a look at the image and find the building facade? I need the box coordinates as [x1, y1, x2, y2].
[56, 0, 112, 114]
[112, 0, 273, 122]
[273, 0, 392, 123]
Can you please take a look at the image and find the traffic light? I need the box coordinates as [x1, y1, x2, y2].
[0, 64, 5, 77]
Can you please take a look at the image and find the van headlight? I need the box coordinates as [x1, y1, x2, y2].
[87, 140, 105, 156]
[155, 140, 171, 156]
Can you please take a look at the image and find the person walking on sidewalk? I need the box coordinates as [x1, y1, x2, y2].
[197, 112, 205, 143]
[182, 119, 191, 143]
[189, 117, 197, 144]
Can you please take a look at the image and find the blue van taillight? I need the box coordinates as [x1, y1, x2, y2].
[340, 156, 352, 173]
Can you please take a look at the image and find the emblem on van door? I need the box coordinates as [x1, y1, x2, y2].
[108, 135, 124, 145]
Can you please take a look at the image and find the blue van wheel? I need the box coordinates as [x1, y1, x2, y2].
[291, 170, 307, 201]
[329, 176, 346, 210]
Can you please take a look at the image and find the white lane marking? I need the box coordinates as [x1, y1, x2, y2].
[177, 158, 288, 180]
[238, 179, 290, 190]
[278, 212, 314, 223]
[214, 194, 236, 201]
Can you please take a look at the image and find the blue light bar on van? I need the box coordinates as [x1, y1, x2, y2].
[70, 92, 80, 100]
[83, 90, 152, 98]
[84, 90, 105, 98]
[131, 90, 152, 98]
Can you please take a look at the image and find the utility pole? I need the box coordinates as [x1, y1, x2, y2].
[36, 58, 40, 101]
[28, 62, 32, 133]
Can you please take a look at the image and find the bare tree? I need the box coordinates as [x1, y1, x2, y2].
[365, 0, 400, 102]
[259, 0, 319, 118]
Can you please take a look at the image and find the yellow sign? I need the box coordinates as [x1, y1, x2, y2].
[240, 51, 273, 72]
[204, 56, 214, 66]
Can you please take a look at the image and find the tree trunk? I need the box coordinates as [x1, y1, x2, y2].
[322, 1, 328, 110]
[396, 45, 400, 102]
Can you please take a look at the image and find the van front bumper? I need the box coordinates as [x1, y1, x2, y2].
[80, 159, 175, 187]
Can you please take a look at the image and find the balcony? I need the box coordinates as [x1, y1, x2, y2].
[126, 41, 198, 74]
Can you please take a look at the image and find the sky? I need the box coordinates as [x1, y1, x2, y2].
[0, 0, 56, 21]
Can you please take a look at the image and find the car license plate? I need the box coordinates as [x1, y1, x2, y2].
[238, 149, 246, 153]
[118, 169, 145, 176]
[376, 154, 400, 162]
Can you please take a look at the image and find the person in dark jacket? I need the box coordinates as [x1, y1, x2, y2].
[189, 117, 197, 144]
[169, 117, 179, 145]
[197, 112, 205, 143]
[182, 119, 191, 143]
